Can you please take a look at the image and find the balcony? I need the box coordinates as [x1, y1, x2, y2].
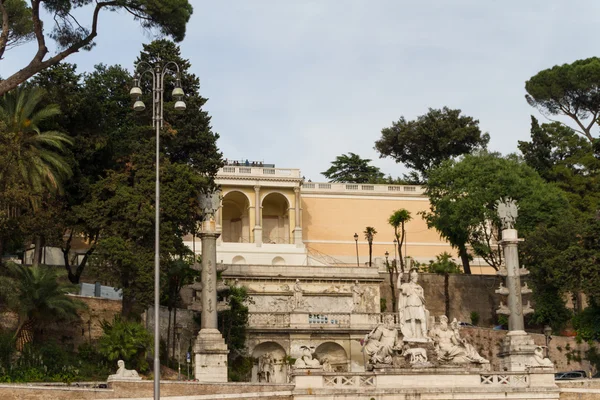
[247, 312, 399, 330]
[218, 166, 302, 179]
[301, 182, 424, 195]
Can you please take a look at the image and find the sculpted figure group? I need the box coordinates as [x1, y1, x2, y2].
[362, 268, 489, 369]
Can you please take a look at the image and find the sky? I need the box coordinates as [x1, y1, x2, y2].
[1, 0, 599, 181]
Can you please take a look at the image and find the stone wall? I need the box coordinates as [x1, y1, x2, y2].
[1, 295, 122, 348]
[460, 327, 591, 373]
[558, 379, 600, 400]
[145, 305, 199, 357]
[0, 381, 294, 400]
[380, 272, 509, 326]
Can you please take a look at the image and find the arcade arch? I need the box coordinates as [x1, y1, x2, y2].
[251, 341, 288, 383]
[314, 342, 348, 372]
[222, 191, 250, 243]
[261, 193, 290, 244]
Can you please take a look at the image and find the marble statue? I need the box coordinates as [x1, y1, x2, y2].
[352, 280, 364, 312]
[496, 197, 519, 230]
[430, 316, 489, 365]
[403, 346, 428, 365]
[362, 322, 403, 366]
[293, 279, 304, 310]
[321, 357, 334, 372]
[398, 269, 430, 341]
[294, 346, 321, 369]
[258, 353, 275, 382]
[528, 346, 553, 367]
[108, 360, 141, 380]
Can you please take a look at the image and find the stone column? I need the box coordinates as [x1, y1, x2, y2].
[215, 207, 222, 244]
[194, 194, 228, 382]
[502, 228, 525, 333]
[253, 185, 262, 246]
[292, 186, 303, 246]
[495, 198, 540, 372]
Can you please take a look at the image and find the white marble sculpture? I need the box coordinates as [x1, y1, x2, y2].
[258, 353, 275, 382]
[108, 360, 141, 381]
[398, 269, 430, 341]
[292, 279, 305, 310]
[351, 280, 364, 312]
[403, 346, 428, 365]
[294, 346, 321, 369]
[362, 322, 403, 366]
[528, 346, 553, 368]
[430, 316, 489, 365]
[496, 197, 519, 230]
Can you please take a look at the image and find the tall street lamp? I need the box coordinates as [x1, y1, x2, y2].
[176, 323, 183, 381]
[543, 325, 552, 359]
[130, 61, 186, 400]
[354, 233, 359, 267]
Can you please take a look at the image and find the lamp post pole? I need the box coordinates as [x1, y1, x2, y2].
[130, 61, 186, 400]
[543, 325, 552, 359]
[176, 324, 183, 381]
[354, 233, 359, 267]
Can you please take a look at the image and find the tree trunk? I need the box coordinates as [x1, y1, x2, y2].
[387, 262, 397, 313]
[458, 246, 472, 274]
[444, 273, 450, 319]
[32, 236, 43, 267]
[0, 237, 4, 267]
[121, 292, 135, 319]
[368, 240, 373, 267]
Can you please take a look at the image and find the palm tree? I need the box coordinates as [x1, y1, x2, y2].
[0, 86, 73, 264]
[0, 263, 82, 350]
[388, 209, 412, 273]
[363, 226, 377, 267]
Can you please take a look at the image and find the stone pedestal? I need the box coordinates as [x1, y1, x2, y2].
[253, 226, 262, 246]
[194, 328, 229, 382]
[498, 331, 537, 372]
[293, 227, 303, 247]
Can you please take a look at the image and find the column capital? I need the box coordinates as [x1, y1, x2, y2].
[294, 186, 301, 194]
[254, 185, 261, 192]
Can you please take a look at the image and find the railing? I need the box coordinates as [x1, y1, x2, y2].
[248, 313, 291, 327]
[262, 236, 293, 244]
[480, 373, 528, 386]
[323, 375, 376, 388]
[308, 313, 350, 327]
[218, 166, 301, 178]
[248, 312, 396, 329]
[301, 182, 424, 194]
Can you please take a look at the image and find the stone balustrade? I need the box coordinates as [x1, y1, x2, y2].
[219, 166, 301, 178]
[248, 312, 399, 330]
[301, 182, 424, 195]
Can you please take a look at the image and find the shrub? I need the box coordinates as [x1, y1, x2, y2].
[98, 316, 152, 372]
[470, 311, 480, 326]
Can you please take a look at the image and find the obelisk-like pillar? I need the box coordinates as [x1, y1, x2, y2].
[495, 198, 540, 372]
[194, 192, 228, 382]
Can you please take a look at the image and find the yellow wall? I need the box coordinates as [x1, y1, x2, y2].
[301, 196, 454, 264]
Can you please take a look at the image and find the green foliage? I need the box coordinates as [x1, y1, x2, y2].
[0, 338, 111, 383]
[0, 0, 194, 95]
[525, 57, 600, 142]
[0, 0, 35, 49]
[375, 107, 489, 183]
[420, 252, 462, 274]
[470, 311, 480, 326]
[0, 263, 82, 339]
[573, 302, 600, 342]
[218, 286, 250, 380]
[98, 316, 152, 372]
[518, 118, 600, 216]
[422, 152, 569, 273]
[321, 153, 385, 183]
[380, 298, 387, 312]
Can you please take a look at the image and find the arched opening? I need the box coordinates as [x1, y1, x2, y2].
[222, 191, 250, 243]
[251, 341, 287, 383]
[271, 256, 286, 266]
[261, 193, 290, 244]
[232, 255, 246, 265]
[314, 342, 348, 372]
